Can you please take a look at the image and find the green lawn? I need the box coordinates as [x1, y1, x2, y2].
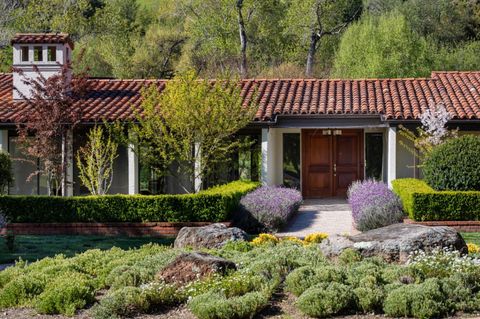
[0, 235, 174, 264]
[461, 232, 480, 246]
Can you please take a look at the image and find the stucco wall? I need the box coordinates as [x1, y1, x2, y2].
[395, 132, 420, 179]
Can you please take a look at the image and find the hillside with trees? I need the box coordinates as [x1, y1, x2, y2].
[1, 0, 480, 79]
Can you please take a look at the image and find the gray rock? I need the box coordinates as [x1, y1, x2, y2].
[319, 223, 467, 262]
[156, 252, 236, 284]
[174, 223, 248, 249]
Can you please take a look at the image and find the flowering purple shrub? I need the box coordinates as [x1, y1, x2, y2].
[239, 186, 303, 232]
[347, 180, 404, 232]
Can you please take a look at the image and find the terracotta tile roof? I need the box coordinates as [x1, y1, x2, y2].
[11, 33, 74, 49]
[1, 72, 480, 123]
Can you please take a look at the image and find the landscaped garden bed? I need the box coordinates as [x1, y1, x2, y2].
[1, 234, 480, 319]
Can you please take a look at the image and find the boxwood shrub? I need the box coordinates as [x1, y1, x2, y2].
[423, 135, 480, 191]
[0, 180, 258, 223]
[392, 178, 480, 221]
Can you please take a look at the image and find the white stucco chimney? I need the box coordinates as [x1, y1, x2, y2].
[11, 33, 73, 100]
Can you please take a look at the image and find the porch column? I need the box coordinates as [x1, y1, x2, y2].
[127, 132, 139, 195]
[387, 126, 397, 187]
[261, 128, 275, 185]
[62, 129, 73, 196]
[0, 130, 8, 152]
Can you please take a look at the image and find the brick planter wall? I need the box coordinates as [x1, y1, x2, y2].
[404, 219, 480, 232]
[0, 221, 232, 237]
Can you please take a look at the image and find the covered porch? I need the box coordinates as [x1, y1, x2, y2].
[260, 116, 419, 198]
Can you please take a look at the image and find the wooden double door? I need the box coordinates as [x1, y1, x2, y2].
[302, 129, 364, 198]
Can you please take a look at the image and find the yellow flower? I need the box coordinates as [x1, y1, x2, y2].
[467, 243, 480, 254]
[303, 232, 329, 244]
[251, 233, 279, 246]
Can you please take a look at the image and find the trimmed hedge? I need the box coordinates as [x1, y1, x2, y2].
[0, 180, 259, 223]
[392, 178, 480, 221]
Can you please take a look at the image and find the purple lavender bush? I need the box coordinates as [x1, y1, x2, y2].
[347, 180, 404, 232]
[239, 186, 303, 232]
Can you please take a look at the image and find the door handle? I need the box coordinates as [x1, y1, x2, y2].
[333, 163, 336, 173]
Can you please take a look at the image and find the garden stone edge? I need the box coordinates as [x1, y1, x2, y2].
[319, 223, 467, 262]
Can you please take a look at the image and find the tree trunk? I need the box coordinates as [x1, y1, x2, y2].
[305, 31, 319, 78]
[236, 0, 248, 78]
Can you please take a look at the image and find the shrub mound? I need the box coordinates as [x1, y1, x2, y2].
[392, 178, 480, 221]
[347, 180, 404, 231]
[238, 186, 302, 232]
[423, 135, 480, 191]
[0, 180, 258, 223]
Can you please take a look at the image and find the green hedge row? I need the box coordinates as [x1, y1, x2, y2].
[392, 178, 480, 221]
[0, 180, 259, 223]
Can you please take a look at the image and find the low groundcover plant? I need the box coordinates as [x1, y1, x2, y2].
[1, 236, 480, 319]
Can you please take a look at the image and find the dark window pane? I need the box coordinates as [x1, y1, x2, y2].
[47, 46, 56, 61]
[365, 133, 383, 180]
[33, 46, 43, 62]
[21, 46, 29, 62]
[283, 133, 300, 189]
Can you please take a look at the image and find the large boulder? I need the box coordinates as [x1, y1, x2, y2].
[156, 252, 236, 285]
[174, 223, 248, 249]
[319, 223, 467, 262]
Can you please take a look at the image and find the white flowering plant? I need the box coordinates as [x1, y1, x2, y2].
[406, 246, 478, 279]
[399, 100, 458, 164]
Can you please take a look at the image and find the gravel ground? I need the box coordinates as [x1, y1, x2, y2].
[2, 293, 480, 319]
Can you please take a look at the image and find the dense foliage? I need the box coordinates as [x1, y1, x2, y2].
[1, 235, 480, 319]
[0, 180, 258, 223]
[347, 180, 404, 231]
[423, 135, 480, 191]
[238, 186, 302, 232]
[2, 0, 480, 78]
[392, 178, 480, 221]
[129, 72, 256, 193]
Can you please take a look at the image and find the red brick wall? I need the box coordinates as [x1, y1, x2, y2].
[0, 221, 232, 237]
[404, 219, 480, 232]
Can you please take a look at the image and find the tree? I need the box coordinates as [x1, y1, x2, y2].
[332, 12, 432, 78]
[283, 0, 362, 77]
[179, 0, 290, 78]
[399, 100, 457, 164]
[131, 71, 256, 193]
[400, 0, 480, 44]
[14, 65, 88, 196]
[76, 125, 118, 195]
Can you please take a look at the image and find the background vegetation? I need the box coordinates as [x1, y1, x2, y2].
[2, 0, 480, 79]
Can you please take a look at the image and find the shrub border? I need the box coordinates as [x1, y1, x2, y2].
[0, 180, 259, 223]
[392, 178, 480, 221]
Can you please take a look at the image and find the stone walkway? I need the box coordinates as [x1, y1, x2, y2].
[277, 198, 358, 238]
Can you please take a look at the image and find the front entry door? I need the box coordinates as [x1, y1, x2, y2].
[302, 129, 364, 198]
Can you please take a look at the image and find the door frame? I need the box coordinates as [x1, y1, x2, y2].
[301, 129, 364, 198]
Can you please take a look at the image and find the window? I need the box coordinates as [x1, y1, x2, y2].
[20, 46, 29, 62]
[283, 133, 300, 189]
[365, 132, 384, 180]
[33, 46, 43, 62]
[47, 46, 56, 62]
[66, 47, 70, 63]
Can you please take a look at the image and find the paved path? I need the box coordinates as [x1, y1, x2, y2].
[277, 199, 358, 238]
